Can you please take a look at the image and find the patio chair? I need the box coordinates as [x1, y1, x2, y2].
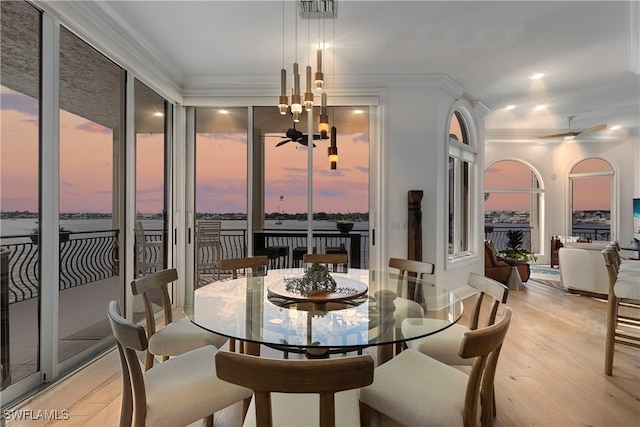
[134, 221, 163, 276]
[196, 220, 223, 284]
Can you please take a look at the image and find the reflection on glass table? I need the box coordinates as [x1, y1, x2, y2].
[185, 268, 463, 364]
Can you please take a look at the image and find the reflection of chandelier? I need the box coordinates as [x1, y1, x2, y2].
[277, 0, 338, 169]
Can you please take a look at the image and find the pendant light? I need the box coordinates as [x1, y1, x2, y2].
[328, 125, 338, 169]
[278, 1, 288, 115]
[318, 92, 330, 138]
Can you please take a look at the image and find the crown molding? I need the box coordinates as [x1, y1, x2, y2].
[485, 128, 627, 145]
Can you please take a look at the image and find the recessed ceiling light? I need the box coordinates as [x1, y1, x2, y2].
[534, 105, 546, 111]
[353, 109, 364, 114]
[610, 125, 621, 131]
[218, 109, 229, 114]
[153, 112, 164, 117]
[531, 73, 545, 80]
[505, 105, 516, 111]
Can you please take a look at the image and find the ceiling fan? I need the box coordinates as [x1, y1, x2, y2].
[537, 116, 607, 140]
[267, 121, 321, 148]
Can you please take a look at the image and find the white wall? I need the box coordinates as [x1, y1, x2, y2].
[365, 74, 485, 293]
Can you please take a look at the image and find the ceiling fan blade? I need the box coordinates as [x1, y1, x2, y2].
[298, 136, 316, 147]
[581, 123, 607, 134]
[264, 135, 288, 138]
[275, 139, 291, 147]
[537, 132, 575, 139]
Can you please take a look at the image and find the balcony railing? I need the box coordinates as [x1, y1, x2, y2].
[2, 227, 370, 305]
[0, 230, 119, 304]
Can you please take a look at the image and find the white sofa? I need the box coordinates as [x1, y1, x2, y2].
[558, 241, 611, 296]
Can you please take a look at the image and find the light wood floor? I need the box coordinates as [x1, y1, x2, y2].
[5, 279, 640, 426]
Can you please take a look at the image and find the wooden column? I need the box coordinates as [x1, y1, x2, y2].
[408, 190, 423, 261]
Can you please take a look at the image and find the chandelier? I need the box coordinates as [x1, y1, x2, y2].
[278, 0, 338, 168]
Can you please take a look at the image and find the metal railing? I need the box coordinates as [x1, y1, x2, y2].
[2, 228, 370, 304]
[484, 226, 533, 251]
[0, 230, 118, 304]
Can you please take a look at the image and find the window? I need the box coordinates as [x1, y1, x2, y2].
[570, 158, 613, 241]
[448, 111, 475, 259]
[0, 0, 41, 389]
[484, 160, 542, 252]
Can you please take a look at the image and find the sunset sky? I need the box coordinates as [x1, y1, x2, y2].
[1, 86, 370, 215]
[2, 86, 609, 215]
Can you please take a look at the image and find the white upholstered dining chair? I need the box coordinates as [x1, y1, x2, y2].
[387, 257, 435, 354]
[108, 301, 252, 427]
[360, 306, 512, 427]
[131, 268, 227, 370]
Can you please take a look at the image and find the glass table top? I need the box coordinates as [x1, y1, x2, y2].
[186, 268, 463, 352]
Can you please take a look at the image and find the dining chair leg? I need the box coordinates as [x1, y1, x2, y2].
[242, 397, 251, 421]
[144, 351, 155, 371]
[359, 401, 371, 427]
[604, 294, 619, 375]
[204, 414, 213, 427]
[230, 338, 236, 352]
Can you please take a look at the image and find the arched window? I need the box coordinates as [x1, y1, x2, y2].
[484, 160, 542, 253]
[448, 110, 475, 259]
[569, 158, 613, 240]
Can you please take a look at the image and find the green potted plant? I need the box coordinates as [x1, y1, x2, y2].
[498, 229, 537, 263]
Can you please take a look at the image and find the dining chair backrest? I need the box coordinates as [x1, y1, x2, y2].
[467, 272, 509, 330]
[388, 257, 435, 279]
[215, 351, 374, 427]
[388, 257, 435, 306]
[303, 253, 348, 271]
[130, 268, 178, 370]
[220, 255, 269, 279]
[107, 300, 149, 427]
[459, 306, 512, 427]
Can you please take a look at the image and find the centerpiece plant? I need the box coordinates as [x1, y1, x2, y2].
[498, 229, 537, 262]
[284, 263, 356, 297]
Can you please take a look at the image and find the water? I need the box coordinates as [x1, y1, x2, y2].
[1, 218, 369, 236]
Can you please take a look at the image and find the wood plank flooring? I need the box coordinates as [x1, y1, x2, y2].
[4, 279, 639, 426]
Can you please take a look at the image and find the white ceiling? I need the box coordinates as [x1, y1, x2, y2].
[74, 0, 639, 138]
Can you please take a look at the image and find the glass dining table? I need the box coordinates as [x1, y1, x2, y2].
[185, 268, 463, 364]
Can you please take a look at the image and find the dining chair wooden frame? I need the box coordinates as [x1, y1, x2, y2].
[360, 307, 513, 427]
[601, 248, 640, 375]
[131, 268, 226, 370]
[215, 351, 374, 427]
[388, 257, 436, 354]
[108, 301, 251, 427]
[403, 272, 508, 416]
[303, 253, 348, 271]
